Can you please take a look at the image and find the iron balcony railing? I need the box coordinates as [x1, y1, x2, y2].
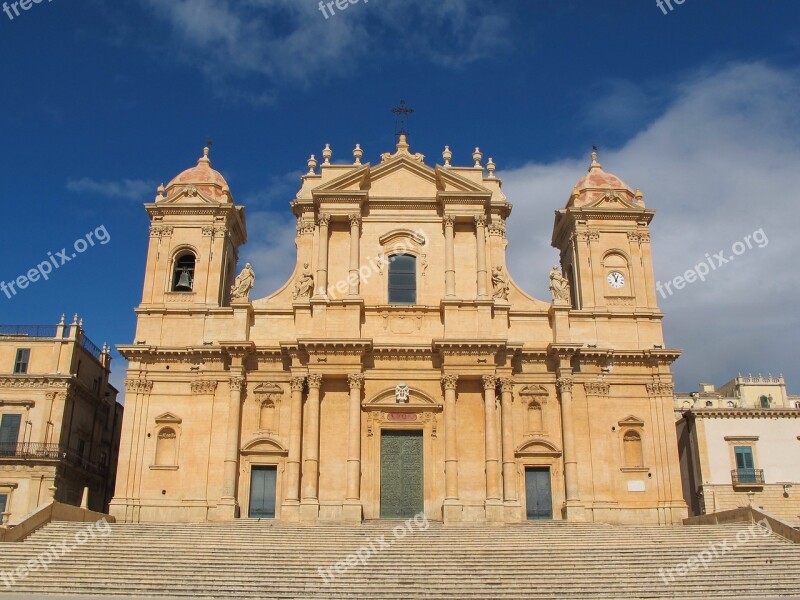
[0, 443, 106, 475]
[80, 334, 102, 361]
[0, 325, 59, 338]
[731, 468, 765, 486]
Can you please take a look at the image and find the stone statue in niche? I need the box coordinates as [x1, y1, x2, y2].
[230, 263, 255, 300]
[549, 265, 571, 305]
[492, 266, 510, 300]
[293, 263, 314, 300]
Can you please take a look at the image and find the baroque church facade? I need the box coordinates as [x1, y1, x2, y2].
[110, 136, 687, 525]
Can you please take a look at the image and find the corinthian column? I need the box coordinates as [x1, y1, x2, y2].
[284, 376, 305, 503]
[483, 375, 501, 501]
[315, 214, 331, 298]
[346, 373, 364, 501]
[499, 377, 517, 502]
[557, 376, 582, 517]
[475, 215, 488, 299]
[348, 214, 361, 296]
[302, 373, 323, 501]
[443, 216, 456, 297]
[442, 374, 459, 500]
[222, 375, 245, 502]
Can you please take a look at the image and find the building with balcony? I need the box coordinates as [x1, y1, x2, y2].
[0, 316, 123, 524]
[675, 375, 800, 524]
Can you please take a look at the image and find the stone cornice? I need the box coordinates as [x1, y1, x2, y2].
[0, 375, 71, 390]
[687, 409, 800, 419]
[117, 346, 222, 361]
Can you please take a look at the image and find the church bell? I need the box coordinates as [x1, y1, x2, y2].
[175, 269, 193, 291]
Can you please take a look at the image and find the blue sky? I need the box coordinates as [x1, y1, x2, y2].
[1, 0, 799, 397]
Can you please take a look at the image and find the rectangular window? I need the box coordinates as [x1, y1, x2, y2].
[0, 414, 22, 454]
[734, 446, 757, 483]
[0, 494, 7, 515]
[13, 349, 30, 374]
[388, 254, 416, 304]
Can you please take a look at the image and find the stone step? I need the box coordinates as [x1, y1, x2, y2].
[2, 520, 797, 599]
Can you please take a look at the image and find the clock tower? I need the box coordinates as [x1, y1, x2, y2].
[552, 150, 660, 317]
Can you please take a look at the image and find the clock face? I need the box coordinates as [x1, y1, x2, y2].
[607, 271, 625, 289]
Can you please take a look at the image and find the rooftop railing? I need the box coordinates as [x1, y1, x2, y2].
[0, 325, 59, 338]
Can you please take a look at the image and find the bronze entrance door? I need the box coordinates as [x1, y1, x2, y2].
[380, 430, 424, 519]
[525, 467, 553, 520]
[248, 466, 277, 519]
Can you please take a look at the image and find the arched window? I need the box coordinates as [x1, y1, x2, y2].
[172, 253, 196, 292]
[760, 395, 770, 409]
[388, 254, 416, 304]
[705, 400, 714, 408]
[527, 401, 543, 432]
[794, 401, 800, 409]
[727, 401, 735, 408]
[623, 430, 643, 468]
[155, 427, 178, 466]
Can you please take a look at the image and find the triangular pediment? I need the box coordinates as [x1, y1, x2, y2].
[160, 186, 220, 205]
[311, 156, 493, 200]
[367, 156, 439, 198]
[582, 190, 641, 210]
[618, 415, 645, 427]
[154, 412, 182, 424]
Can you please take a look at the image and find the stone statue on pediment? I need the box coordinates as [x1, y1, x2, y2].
[492, 266, 510, 300]
[230, 263, 255, 300]
[549, 265, 571, 305]
[293, 263, 314, 300]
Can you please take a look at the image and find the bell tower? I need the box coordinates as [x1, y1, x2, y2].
[551, 150, 663, 347]
[139, 147, 247, 310]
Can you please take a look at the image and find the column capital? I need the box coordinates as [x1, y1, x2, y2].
[290, 376, 306, 391]
[348, 214, 361, 227]
[441, 373, 459, 391]
[317, 213, 331, 227]
[307, 373, 323, 389]
[499, 377, 514, 393]
[488, 219, 506, 238]
[482, 374, 497, 390]
[443, 215, 456, 228]
[556, 377, 574, 393]
[474, 215, 487, 228]
[229, 376, 246, 392]
[347, 373, 365, 390]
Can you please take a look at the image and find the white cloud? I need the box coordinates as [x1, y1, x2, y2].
[66, 177, 156, 201]
[239, 209, 299, 298]
[501, 62, 800, 391]
[137, 0, 509, 101]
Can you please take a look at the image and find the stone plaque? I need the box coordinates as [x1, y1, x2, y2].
[387, 412, 418, 422]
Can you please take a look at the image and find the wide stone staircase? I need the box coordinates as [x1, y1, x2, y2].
[1, 519, 799, 598]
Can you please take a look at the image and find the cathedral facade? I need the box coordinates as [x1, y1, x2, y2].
[110, 137, 687, 525]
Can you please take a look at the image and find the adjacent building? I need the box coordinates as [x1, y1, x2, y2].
[676, 374, 800, 524]
[0, 316, 123, 523]
[111, 139, 687, 525]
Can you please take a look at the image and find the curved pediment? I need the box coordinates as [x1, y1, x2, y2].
[241, 436, 287, 455]
[367, 386, 438, 407]
[515, 438, 562, 457]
